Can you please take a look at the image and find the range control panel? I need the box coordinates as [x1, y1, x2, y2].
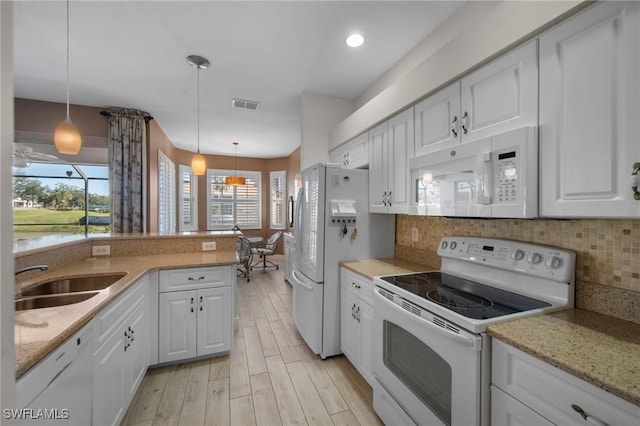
[437, 237, 576, 282]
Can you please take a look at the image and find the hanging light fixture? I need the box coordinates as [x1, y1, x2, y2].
[54, 0, 82, 155]
[225, 142, 246, 185]
[187, 55, 210, 175]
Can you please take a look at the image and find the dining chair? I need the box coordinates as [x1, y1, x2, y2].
[250, 231, 282, 271]
[236, 237, 252, 281]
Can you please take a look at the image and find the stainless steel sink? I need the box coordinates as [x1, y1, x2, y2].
[21, 273, 126, 297]
[15, 292, 100, 311]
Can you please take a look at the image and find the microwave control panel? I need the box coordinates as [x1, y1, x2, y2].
[494, 147, 520, 204]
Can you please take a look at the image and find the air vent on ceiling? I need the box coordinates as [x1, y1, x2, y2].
[232, 98, 260, 110]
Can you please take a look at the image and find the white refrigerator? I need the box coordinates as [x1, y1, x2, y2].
[291, 163, 395, 359]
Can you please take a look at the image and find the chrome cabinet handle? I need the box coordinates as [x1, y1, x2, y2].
[355, 306, 360, 323]
[351, 303, 356, 319]
[632, 162, 640, 200]
[188, 276, 206, 281]
[388, 191, 392, 206]
[571, 404, 607, 426]
[199, 296, 204, 311]
[461, 111, 469, 134]
[190, 297, 194, 313]
[451, 115, 458, 137]
[351, 282, 361, 289]
[382, 191, 387, 206]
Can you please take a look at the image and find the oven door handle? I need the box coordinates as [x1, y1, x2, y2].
[374, 288, 480, 350]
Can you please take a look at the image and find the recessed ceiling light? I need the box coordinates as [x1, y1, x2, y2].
[345, 33, 365, 48]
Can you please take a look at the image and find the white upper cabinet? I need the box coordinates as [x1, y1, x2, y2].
[368, 107, 414, 213]
[329, 133, 369, 169]
[539, 1, 640, 217]
[414, 40, 538, 157]
[414, 83, 461, 157]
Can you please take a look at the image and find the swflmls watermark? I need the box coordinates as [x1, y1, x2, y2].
[3, 408, 70, 420]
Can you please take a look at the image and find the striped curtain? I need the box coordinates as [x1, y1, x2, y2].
[105, 107, 152, 233]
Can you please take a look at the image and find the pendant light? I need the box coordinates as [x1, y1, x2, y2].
[54, 0, 82, 155]
[187, 55, 210, 175]
[225, 142, 246, 185]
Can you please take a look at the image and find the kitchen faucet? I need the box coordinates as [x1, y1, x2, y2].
[15, 264, 49, 276]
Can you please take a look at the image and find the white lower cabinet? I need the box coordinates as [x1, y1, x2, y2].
[340, 267, 374, 386]
[492, 339, 640, 426]
[93, 278, 149, 426]
[158, 266, 234, 364]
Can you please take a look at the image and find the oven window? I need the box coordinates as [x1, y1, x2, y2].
[383, 321, 452, 426]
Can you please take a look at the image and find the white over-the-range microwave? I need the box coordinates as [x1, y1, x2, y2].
[409, 126, 538, 218]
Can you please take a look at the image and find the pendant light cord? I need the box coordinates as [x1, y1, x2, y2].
[196, 66, 201, 154]
[65, 0, 70, 120]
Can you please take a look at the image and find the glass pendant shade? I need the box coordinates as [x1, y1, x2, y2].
[225, 175, 246, 185]
[191, 153, 206, 175]
[54, 117, 82, 155]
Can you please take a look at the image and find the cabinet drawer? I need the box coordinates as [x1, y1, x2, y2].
[492, 339, 640, 426]
[95, 278, 147, 344]
[159, 266, 231, 292]
[340, 267, 374, 305]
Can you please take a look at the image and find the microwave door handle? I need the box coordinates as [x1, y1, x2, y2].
[374, 289, 480, 350]
[476, 152, 492, 205]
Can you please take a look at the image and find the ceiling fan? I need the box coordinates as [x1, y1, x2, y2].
[13, 143, 60, 168]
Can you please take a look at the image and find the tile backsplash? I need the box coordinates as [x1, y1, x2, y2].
[395, 216, 640, 323]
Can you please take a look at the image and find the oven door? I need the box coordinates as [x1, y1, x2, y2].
[372, 287, 483, 426]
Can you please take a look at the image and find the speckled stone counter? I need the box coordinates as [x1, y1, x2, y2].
[340, 258, 432, 280]
[488, 309, 640, 406]
[15, 251, 238, 378]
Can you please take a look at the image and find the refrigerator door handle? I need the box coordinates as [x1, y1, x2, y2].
[292, 268, 314, 291]
[295, 186, 304, 259]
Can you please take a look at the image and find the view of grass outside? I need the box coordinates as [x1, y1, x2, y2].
[12, 163, 110, 242]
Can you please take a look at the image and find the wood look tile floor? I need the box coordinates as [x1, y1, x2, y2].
[121, 256, 382, 426]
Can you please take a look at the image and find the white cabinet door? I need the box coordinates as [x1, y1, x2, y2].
[387, 108, 414, 214]
[159, 290, 197, 363]
[124, 300, 149, 405]
[93, 327, 126, 426]
[414, 83, 461, 157]
[340, 287, 359, 365]
[329, 144, 345, 165]
[359, 300, 374, 386]
[540, 1, 640, 217]
[197, 286, 232, 356]
[344, 133, 369, 169]
[368, 122, 389, 213]
[491, 386, 554, 426]
[461, 40, 538, 143]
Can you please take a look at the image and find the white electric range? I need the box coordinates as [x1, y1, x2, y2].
[371, 236, 576, 426]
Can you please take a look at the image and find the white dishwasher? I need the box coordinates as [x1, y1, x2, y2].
[16, 321, 95, 425]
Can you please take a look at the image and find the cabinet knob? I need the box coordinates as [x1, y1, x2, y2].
[461, 111, 469, 134]
[571, 404, 606, 426]
[451, 115, 458, 138]
[632, 162, 640, 200]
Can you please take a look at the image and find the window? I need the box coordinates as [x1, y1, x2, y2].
[158, 150, 176, 233]
[12, 162, 111, 242]
[270, 170, 286, 229]
[207, 169, 261, 230]
[178, 164, 198, 231]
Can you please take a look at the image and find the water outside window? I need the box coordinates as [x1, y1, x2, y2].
[12, 162, 110, 243]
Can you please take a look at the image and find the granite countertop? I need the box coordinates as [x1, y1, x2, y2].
[488, 309, 640, 406]
[15, 251, 238, 378]
[340, 257, 432, 280]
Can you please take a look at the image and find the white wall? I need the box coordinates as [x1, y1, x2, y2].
[355, 1, 500, 109]
[1, 0, 15, 412]
[300, 92, 354, 170]
[331, 0, 589, 148]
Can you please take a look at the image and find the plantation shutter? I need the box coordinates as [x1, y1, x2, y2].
[270, 171, 286, 229]
[178, 165, 197, 231]
[207, 169, 261, 230]
[158, 151, 176, 233]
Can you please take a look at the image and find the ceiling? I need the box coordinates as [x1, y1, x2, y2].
[13, 1, 463, 158]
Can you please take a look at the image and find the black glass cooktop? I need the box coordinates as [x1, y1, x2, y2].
[380, 272, 550, 320]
